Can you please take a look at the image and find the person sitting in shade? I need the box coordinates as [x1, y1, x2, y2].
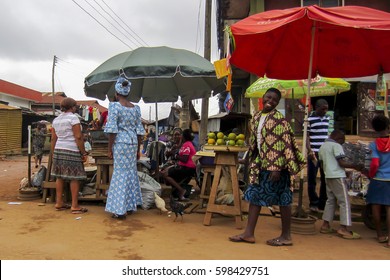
[162, 129, 197, 201]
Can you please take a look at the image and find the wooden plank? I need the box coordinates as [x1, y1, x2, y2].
[205, 204, 241, 215]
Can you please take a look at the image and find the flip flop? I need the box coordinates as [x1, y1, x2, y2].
[377, 236, 389, 243]
[71, 208, 88, 214]
[338, 231, 361, 239]
[112, 214, 126, 220]
[320, 228, 337, 234]
[229, 235, 255, 244]
[266, 238, 293, 246]
[55, 204, 71, 211]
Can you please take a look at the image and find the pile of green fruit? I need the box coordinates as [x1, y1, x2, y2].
[207, 131, 246, 146]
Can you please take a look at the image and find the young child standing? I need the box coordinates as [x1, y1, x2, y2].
[318, 129, 363, 239]
[366, 115, 390, 247]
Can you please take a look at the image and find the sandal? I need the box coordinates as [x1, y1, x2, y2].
[377, 236, 389, 243]
[71, 208, 88, 214]
[337, 231, 361, 239]
[112, 214, 126, 220]
[266, 238, 293, 246]
[229, 235, 255, 244]
[55, 204, 71, 211]
[320, 227, 337, 234]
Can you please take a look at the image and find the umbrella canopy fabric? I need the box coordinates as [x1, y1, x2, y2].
[84, 46, 223, 103]
[229, 5, 390, 80]
[229, 5, 390, 218]
[245, 76, 350, 99]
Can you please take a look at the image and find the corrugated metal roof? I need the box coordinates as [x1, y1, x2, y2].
[0, 104, 20, 110]
[0, 106, 22, 154]
[0, 79, 42, 102]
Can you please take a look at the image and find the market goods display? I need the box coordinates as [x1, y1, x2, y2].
[206, 131, 246, 147]
[342, 141, 371, 172]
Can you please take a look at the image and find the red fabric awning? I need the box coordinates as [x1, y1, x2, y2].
[230, 5, 390, 79]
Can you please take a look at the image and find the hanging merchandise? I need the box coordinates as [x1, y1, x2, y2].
[375, 73, 389, 117]
[224, 92, 234, 113]
[214, 58, 229, 79]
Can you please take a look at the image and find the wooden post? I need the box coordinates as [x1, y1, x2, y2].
[199, 0, 212, 145]
[52, 55, 56, 116]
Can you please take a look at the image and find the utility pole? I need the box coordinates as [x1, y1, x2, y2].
[199, 0, 212, 145]
[52, 55, 57, 116]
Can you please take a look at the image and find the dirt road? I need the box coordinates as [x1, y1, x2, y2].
[0, 155, 389, 260]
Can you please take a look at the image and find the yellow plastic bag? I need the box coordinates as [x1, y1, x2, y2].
[214, 58, 229, 79]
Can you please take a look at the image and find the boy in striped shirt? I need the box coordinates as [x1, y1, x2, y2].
[306, 99, 329, 212]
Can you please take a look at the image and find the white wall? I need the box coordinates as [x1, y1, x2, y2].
[0, 93, 31, 109]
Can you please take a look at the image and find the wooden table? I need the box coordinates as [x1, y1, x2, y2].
[92, 155, 113, 198]
[202, 145, 248, 229]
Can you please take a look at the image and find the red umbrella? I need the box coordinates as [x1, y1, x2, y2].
[229, 5, 390, 217]
[229, 5, 390, 80]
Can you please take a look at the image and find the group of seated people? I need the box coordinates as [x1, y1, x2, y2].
[158, 128, 199, 201]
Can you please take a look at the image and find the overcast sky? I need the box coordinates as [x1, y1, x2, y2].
[0, 0, 221, 120]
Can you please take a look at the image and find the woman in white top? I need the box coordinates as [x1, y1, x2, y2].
[51, 97, 88, 214]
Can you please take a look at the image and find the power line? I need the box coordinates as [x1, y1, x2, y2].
[98, 0, 149, 47]
[195, 0, 203, 54]
[83, 0, 140, 49]
[55, 57, 90, 74]
[71, 0, 133, 49]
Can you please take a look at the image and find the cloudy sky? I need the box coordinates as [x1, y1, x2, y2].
[0, 0, 221, 120]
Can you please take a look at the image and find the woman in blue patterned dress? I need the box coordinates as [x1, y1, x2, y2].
[104, 77, 145, 219]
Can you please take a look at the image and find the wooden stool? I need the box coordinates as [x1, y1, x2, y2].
[198, 165, 215, 209]
[94, 157, 113, 198]
[203, 147, 247, 229]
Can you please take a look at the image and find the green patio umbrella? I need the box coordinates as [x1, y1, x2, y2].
[84, 46, 224, 174]
[245, 76, 350, 132]
[84, 46, 224, 103]
[245, 76, 351, 99]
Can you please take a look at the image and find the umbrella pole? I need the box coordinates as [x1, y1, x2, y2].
[384, 77, 389, 118]
[296, 23, 316, 218]
[27, 125, 32, 187]
[155, 102, 160, 177]
[291, 89, 295, 133]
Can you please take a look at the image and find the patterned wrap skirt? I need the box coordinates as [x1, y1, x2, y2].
[366, 179, 390, 206]
[105, 142, 143, 215]
[244, 169, 292, 206]
[51, 149, 87, 181]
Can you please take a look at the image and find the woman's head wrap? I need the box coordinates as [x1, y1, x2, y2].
[172, 127, 183, 134]
[115, 77, 131, 96]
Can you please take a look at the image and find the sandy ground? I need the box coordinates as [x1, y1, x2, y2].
[0, 155, 389, 261]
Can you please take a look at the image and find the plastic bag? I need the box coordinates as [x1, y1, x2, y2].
[31, 166, 47, 188]
[215, 166, 243, 205]
[138, 171, 161, 210]
[342, 141, 371, 172]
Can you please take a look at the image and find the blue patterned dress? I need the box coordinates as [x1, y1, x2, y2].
[104, 102, 145, 215]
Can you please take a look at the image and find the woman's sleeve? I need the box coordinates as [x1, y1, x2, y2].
[70, 114, 80, 126]
[134, 106, 146, 135]
[281, 120, 306, 175]
[104, 103, 118, 133]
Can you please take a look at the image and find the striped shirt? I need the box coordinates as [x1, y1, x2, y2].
[307, 112, 329, 152]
